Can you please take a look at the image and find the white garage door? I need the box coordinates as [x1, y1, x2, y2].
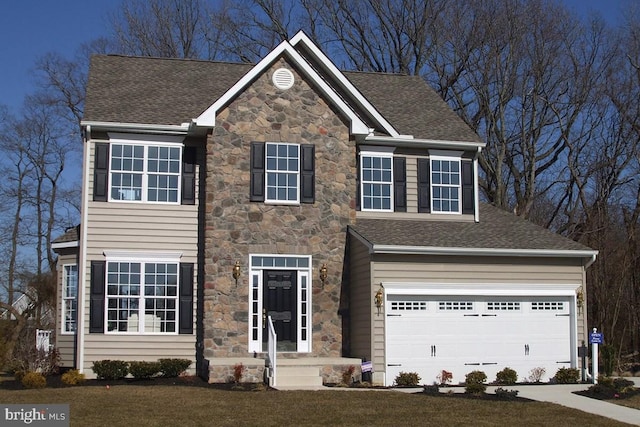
[385, 295, 572, 386]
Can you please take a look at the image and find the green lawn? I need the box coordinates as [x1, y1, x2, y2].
[0, 384, 632, 426]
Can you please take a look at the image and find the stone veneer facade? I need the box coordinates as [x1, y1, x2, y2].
[203, 57, 357, 381]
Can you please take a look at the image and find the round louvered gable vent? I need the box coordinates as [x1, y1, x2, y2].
[272, 68, 294, 90]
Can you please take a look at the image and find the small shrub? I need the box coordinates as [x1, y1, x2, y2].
[601, 345, 616, 377]
[464, 370, 487, 394]
[13, 370, 26, 382]
[612, 378, 635, 393]
[494, 387, 519, 400]
[21, 371, 46, 389]
[342, 365, 356, 385]
[61, 369, 86, 386]
[495, 367, 518, 385]
[158, 358, 191, 378]
[423, 383, 440, 394]
[233, 363, 246, 384]
[129, 361, 161, 379]
[527, 367, 546, 383]
[394, 371, 421, 387]
[554, 367, 579, 384]
[436, 370, 453, 385]
[92, 360, 129, 380]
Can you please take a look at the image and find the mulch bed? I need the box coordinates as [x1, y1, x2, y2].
[0, 373, 266, 391]
[574, 386, 640, 401]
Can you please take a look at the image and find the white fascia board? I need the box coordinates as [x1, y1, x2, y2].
[289, 31, 399, 137]
[196, 38, 370, 136]
[51, 240, 79, 250]
[365, 135, 485, 150]
[81, 121, 191, 135]
[103, 250, 183, 263]
[371, 244, 598, 259]
[382, 282, 580, 297]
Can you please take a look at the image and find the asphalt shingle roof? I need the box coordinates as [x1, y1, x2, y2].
[52, 225, 79, 244]
[83, 55, 480, 142]
[351, 203, 593, 252]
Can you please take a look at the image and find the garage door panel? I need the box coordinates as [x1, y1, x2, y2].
[385, 295, 572, 386]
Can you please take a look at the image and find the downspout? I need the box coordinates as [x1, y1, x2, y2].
[474, 146, 482, 223]
[78, 125, 91, 374]
[585, 253, 597, 269]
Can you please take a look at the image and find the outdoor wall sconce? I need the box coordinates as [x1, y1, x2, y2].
[319, 263, 328, 288]
[374, 283, 384, 316]
[232, 261, 241, 286]
[576, 288, 584, 314]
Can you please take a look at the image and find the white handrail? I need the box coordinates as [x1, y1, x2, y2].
[267, 316, 277, 387]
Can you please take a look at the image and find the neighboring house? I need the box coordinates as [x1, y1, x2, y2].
[53, 31, 597, 386]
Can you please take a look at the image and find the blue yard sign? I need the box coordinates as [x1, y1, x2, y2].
[589, 332, 604, 344]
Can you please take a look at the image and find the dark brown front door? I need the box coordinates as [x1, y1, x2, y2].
[263, 270, 297, 351]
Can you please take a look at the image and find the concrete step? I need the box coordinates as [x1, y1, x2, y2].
[275, 365, 323, 387]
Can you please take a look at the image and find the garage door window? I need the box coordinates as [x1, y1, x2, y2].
[531, 301, 564, 310]
[391, 301, 427, 311]
[438, 301, 473, 310]
[487, 302, 520, 311]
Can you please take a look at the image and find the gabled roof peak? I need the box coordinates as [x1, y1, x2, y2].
[195, 30, 398, 137]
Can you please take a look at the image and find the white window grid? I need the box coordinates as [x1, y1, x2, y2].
[438, 301, 473, 310]
[431, 156, 461, 214]
[391, 301, 427, 311]
[487, 301, 521, 311]
[62, 265, 78, 334]
[531, 301, 565, 311]
[360, 152, 393, 211]
[106, 261, 178, 334]
[266, 143, 300, 204]
[110, 142, 181, 203]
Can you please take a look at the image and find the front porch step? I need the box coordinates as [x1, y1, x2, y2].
[275, 365, 323, 387]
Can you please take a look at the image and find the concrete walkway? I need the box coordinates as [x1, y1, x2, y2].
[492, 382, 639, 426]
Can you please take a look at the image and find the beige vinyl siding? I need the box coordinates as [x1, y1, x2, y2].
[83, 335, 196, 378]
[56, 252, 78, 367]
[348, 237, 373, 362]
[405, 156, 417, 213]
[372, 255, 584, 284]
[57, 335, 75, 367]
[81, 139, 200, 378]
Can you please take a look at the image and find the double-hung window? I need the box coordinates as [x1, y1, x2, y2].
[431, 155, 461, 214]
[266, 143, 300, 203]
[110, 142, 181, 203]
[360, 152, 393, 211]
[106, 260, 178, 333]
[250, 142, 315, 205]
[62, 265, 78, 334]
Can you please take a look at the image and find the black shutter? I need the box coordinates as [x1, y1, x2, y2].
[93, 143, 109, 201]
[393, 157, 406, 212]
[250, 142, 265, 202]
[417, 158, 431, 213]
[356, 154, 361, 210]
[300, 144, 315, 204]
[90, 261, 106, 333]
[179, 263, 194, 334]
[181, 146, 196, 205]
[461, 160, 474, 215]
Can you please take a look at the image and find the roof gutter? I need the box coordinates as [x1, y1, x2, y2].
[369, 244, 599, 260]
[80, 120, 192, 135]
[364, 135, 485, 151]
[51, 240, 79, 250]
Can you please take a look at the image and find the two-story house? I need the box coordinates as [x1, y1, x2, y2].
[53, 31, 597, 387]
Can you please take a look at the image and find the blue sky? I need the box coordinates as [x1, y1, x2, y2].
[0, 0, 627, 113]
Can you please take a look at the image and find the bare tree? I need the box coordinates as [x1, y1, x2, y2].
[110, 0, 215, 59]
